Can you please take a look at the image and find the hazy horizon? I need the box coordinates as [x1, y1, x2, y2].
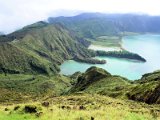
[1, 0, 160, 34]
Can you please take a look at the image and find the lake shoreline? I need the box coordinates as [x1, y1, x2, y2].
[60, 34, 160, 80]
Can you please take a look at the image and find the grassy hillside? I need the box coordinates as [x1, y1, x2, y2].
[0, 21, 97, 75]
[0, 94, 159, 120]
[0, 74, 71, 103]
[69, 67, 160, 104]
[0, 67, 159, 119]
[128, 71, 160, 104]
[0, 43, 40, 74]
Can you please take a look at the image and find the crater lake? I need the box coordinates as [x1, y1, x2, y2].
[60, 34, 160, 80]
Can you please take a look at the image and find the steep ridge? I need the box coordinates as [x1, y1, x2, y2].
[0, 21, 98, 74]
[69, 66, 111, 92]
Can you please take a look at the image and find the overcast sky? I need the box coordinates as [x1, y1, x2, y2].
[0, 0, 160, 34]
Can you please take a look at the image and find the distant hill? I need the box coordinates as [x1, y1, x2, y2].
[48, 13, 160, 38]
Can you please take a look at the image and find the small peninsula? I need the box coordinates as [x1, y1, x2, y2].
[96, 50, 146, 62]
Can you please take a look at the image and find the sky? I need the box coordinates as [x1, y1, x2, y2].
[0, 0, 160, 34]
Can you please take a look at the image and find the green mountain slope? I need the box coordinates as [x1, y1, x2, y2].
[0, 43, 44, 74]
[0, 66, 159, 105]
[0, 21, 96, 75]
[69, 67, 160, 104]
[0, 74, 72, 103]
[0, 67, 159, 120]
[128, 70, 160, 104]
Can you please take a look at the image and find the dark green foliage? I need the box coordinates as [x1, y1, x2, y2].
[14, 106, 20, 111]
[24, 105, 37, 113]
[96, 50, 146, 62]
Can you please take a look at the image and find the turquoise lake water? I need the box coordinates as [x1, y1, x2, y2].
[60, 34, 160, 80]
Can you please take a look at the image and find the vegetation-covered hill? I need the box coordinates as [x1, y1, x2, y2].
[70, 67, 160, 104]
[0, 66, 159, 105]
[0, 67, 159, 120]
[48, 13, 160, 38]
[128, 70, 160, 104]
[0, 21, 99, 75]
[0, 74, 72, 103]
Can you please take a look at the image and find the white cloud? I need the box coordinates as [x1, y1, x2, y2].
[0, 0, 160, 34]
